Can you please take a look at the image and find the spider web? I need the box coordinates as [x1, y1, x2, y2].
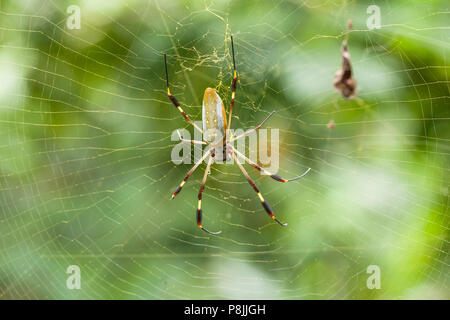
[0, 0, 448, 299]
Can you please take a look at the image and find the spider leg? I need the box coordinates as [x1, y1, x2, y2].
[171, 148, 212, 199]
[228, 111, 275, 143]
[230, 145, 311, 182]
[164, 54, 204, 134]
[227, 35, 238, 134]
[197, 152, 222, 235]
[231, 152, 287, 227]
[176, 130, 208, 145]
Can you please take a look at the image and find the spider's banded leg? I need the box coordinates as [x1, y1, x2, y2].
[197, 154, 222, 235]
[179, 139, 207, 145]
[228, 111, 275, 143]
[164, 54, 203, 134]
[171, 148, 212, 199]
[231, 152, 287, 227]
[176, 130, 208, 145]
[230, 145, 311, 182]
[227, 35, 237, 134]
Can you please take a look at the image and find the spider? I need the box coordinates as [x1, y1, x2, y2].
[164, 35, 311, 235]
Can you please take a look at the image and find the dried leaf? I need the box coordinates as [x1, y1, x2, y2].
[333, 40, 357, 99]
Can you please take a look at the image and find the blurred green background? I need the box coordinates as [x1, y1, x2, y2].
[0, 0, 448, 299]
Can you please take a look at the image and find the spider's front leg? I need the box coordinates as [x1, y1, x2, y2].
[164, 54, 203, 134]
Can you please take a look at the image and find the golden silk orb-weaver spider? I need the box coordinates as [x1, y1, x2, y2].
[164, 36, 311, 235]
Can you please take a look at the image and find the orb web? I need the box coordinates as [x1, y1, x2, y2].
[0, 0, 448, 299]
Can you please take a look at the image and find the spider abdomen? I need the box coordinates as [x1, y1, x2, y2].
[202, 88, 227, 144]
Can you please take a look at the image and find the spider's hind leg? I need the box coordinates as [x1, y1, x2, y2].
[171, 148, 212, 199]
[197, 150, 222, 235]
[231, 152, 287, 227]
[231, 145, 311, 183]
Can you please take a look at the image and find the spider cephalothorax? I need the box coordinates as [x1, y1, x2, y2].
[164, 36, 310, 235]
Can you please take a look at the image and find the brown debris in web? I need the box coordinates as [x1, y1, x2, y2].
[327, 119, 335, 130]
[347, 18, 353, 31]
[333, 19, 357, 99]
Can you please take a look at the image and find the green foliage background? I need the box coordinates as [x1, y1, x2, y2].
[0, 0, 448, 299]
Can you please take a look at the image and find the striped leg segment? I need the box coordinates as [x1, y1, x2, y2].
[227, 35, 238, 134]
[230, 145, 311, 182]
[171, 149, 212, 199]
[164, 54, 204, 134]
[197, 154, 222, 235]
[228, 111, 275, 143]
[231, 152, 287, 226]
